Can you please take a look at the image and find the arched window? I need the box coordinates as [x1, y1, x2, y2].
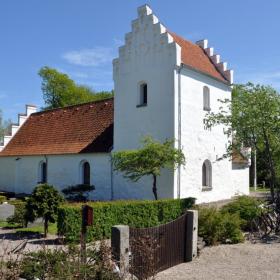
[138, 83, 148, 107]
[203, 86, 210, 111]
[202, 159, 212, 189]
[38, 161, 47, 184]
[82, 161, 90, 185]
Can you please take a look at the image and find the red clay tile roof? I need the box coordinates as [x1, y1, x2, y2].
[169, 32, 228, 83]
[0, 98, 114, 156]
[232, 149, 249, 164]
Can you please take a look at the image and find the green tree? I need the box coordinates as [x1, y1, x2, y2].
[112, 137, 186, 200]
[204, 83, 280, 202]
[0, 109, 12, 144]
[25, 184, 64, 237]
[38, 66, 113, 110]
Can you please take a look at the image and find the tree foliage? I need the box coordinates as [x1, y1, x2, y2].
[0, 110, 12, 143]
[25, 184, 64, 237]
[62, 184, 95, 202]
[204, 83, 280, 202]
[38, 66, 113, 110]
[112, 137, 186, 200]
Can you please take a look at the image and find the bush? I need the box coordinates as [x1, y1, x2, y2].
[57, 198, 195, 242]
[0, 195, 7, 203]
[62, 184, 95, 202]
[198, 207, 244, 245]
[26, 184, 64, 237]
[4, 241, 122, 280]
[7, 200, 27, 227]
[221, 196, 263, 230]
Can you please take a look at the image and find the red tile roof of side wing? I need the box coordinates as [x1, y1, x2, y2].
[169, 32, 228, 83]
[0, 98, 114, 156]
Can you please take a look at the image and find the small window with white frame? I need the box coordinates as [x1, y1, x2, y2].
[202, 159, 212, 190]
[203, 86, 210, 111]
[137, 83, 148, 107]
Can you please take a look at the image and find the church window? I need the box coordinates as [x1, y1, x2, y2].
[202, 159, 212, 190]
[138, 83, 148, 107]
[38, 161, 47, 184]
[82, 161, 90, 185]
[203, 86, 210, 111]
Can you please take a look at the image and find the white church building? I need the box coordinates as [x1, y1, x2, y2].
[0, 5, 250, 203]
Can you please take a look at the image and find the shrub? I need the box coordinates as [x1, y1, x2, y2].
[0, 195, 7, 204]
[221, 196, 263, 230]
[57, 198, 195, 242]
[18, 241, 122, 280]
[25, 184, 64, 237]
[7, 200, 27, 227]
[198, 207, 244, 245]
[62, 184, 95, 202]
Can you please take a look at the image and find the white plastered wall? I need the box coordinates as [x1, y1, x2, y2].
[178, 67, 250, 203]
[0, 154, 111, 200]
[112, 5, 181, 200]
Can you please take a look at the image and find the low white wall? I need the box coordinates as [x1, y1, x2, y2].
[0, 154, 112, 201]
[232, 163, 250, 196]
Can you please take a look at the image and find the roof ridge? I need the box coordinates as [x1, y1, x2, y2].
[33, 97, 114, 116]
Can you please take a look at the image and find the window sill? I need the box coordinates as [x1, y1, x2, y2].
[136, 104, 147, 108]
[202, 187, 212, 192]
[203, 107, 211, 112]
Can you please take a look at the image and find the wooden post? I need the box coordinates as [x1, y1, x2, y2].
[185, 210, 198, 262]
[81, 205, 93, 264]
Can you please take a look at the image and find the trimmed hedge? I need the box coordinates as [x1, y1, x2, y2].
[57, 198, 195, 242]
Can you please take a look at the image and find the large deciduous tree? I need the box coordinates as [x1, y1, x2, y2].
[38, 66, 113, 110]
[204, 83, 280, 203]
[112, 137, 186, 200]
[0, 110, 12, 143]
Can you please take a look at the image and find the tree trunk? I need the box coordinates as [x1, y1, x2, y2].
[152, 174, 158, 200]
[44, 218, 48, 238]
[263, 131, 276, 201]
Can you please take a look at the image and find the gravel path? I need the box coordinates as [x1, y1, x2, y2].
[157, 241, 280, 280]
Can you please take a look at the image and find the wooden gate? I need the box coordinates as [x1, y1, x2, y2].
[129, 213, 188, 279]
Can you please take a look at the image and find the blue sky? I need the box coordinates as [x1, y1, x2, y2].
[1, 0, 280, 121]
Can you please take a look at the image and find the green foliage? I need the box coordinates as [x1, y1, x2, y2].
[7, 200, 27, 227]
[0, 109, 12, 143]
[25, 184, 64, 236]
[221, 196, 263, 230]
[205, 83, 280, 200]
[112, 137, 186, 200]
[39, 66, 113, 110]
[57, 198, 195, 243]
[19, 242, 120, 280]
[0, 195, 7, 203]
[62, 184, 95, 202]
[198, 207, 244, 245]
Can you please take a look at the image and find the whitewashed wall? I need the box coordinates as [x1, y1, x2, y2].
[112, 5, 180, 200]
[178, 68, 249, 203]
[232, 163, 250, 196]
[0, 154, 112, 200]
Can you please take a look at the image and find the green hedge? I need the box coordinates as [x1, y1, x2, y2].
[57, 198, 195, 242]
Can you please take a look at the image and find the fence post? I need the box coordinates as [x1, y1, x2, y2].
[111, 225, 130, 274]
[185, 210, 198, 262]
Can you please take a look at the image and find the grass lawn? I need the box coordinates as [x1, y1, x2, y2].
[250, 187, 270, 193]
[15, 223, 57, 235]
[0, 220, 57, 235]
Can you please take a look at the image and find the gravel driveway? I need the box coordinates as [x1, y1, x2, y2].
[157, 241, 280, 280]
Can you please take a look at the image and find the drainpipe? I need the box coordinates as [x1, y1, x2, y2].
[44, 155, 48, 183]
[177, 64, 183, 199]
[109, 147, 114, 200]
